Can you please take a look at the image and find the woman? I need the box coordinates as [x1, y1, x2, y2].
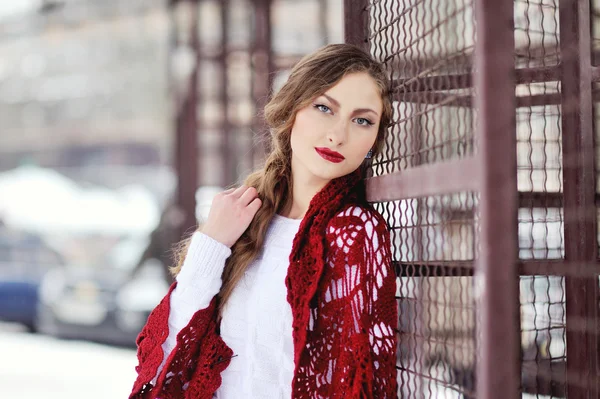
[130, 43, 398, 399]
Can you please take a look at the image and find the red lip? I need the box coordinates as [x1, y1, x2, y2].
[315, 147, 345, 163]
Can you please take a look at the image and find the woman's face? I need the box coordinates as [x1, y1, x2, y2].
[290, 72, 383, 186]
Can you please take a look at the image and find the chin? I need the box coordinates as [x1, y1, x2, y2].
[309, 166, 350, 182]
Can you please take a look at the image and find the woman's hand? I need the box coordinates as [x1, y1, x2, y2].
[200, 185, 262, 248]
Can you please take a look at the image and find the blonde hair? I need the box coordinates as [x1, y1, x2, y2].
[170, 43, 392, 316]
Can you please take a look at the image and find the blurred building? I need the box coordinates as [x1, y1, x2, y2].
[0, 0, 343, 200]
[0, 0, 172, 199]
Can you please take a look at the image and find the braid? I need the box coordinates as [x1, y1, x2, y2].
[217, 148, 291, 315]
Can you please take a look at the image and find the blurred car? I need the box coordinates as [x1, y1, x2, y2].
[0, 226, 64, 331]
[36, 235, 170, 347]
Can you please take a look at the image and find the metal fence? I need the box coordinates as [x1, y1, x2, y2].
[345, 0, 599, 398]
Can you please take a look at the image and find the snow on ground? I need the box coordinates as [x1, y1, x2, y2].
[0, 325, 137, 399]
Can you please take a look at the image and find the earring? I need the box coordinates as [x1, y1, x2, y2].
[365, 149, 373, 159]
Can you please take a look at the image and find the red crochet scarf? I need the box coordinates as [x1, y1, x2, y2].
[129, 170, 398, 399]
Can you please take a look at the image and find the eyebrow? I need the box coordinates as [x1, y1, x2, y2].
[321, 93, 380, 117]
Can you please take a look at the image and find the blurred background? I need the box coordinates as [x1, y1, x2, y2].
[0, 1, 342, 397]
[3, 1, 598, 398]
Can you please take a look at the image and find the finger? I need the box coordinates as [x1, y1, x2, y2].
[247, 197, 262, 214]
[239, 186, 258, 207]
[222, 187, 236, 194]
[230, 185, 247, 198]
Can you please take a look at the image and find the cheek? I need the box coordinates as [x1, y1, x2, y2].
[290, 129, 308, 159]
[353, 131, 378, 155]
[290, 110, 316, 148]
[342, 135, 376, 168]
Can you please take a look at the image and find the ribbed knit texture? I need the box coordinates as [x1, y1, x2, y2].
[152, 217, 301, 398]
[216, 214, 301, 398]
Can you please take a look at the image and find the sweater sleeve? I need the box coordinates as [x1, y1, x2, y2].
[129, 231, 231, 398]
[323, 206, 398, 398]
[150, 232, 231, 385]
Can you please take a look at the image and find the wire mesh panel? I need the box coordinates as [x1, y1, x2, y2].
[372, 194, 478, 398]
[346, 0, 599, 398]
[359, 0, 481, 396]
[514, 2, 567, 397]
[369, 0, 476, 175]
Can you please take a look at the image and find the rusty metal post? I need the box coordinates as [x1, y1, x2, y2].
[474, 0, 520, 398]
[411, 108, 426, 399]
[250, 0, 274, 167]
[173, 0, 200, 238]
[343, 0, 369, 52]
[220, 0, 233, 185]
[559, 0, 599, 397]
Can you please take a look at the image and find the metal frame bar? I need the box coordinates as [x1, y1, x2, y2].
[399, 88, 600, 108]
[365, 157, 479, 202]
[559, 1, 600, 397]
[344, 0, 369, 52]
[394, 65, 600, 93]
[473, 0, 520, 397]
[250, 0, 274, 165]
[518, 192, 600, 208]
[172, 0, 200, 238]
[219, 0, 233, 184]
[317, 0, 329, 44]
[394, 260, 600, 278]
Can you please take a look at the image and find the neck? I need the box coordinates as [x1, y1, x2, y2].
[282, 158, 330, 220]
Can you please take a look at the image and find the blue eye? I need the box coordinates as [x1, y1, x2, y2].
[356, 117, 374, 126]
[314, 104, 331, 113]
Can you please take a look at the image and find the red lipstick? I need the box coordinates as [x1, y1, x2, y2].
[315, 147, 345, 163]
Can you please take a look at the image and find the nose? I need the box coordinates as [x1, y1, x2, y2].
[326, 119, 349, 146]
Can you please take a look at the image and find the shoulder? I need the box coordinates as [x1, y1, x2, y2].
[327, 204, 388, 234]
[325, 204, 389, 253]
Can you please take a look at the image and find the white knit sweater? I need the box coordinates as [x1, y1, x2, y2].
[153, 214, 302, 399]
